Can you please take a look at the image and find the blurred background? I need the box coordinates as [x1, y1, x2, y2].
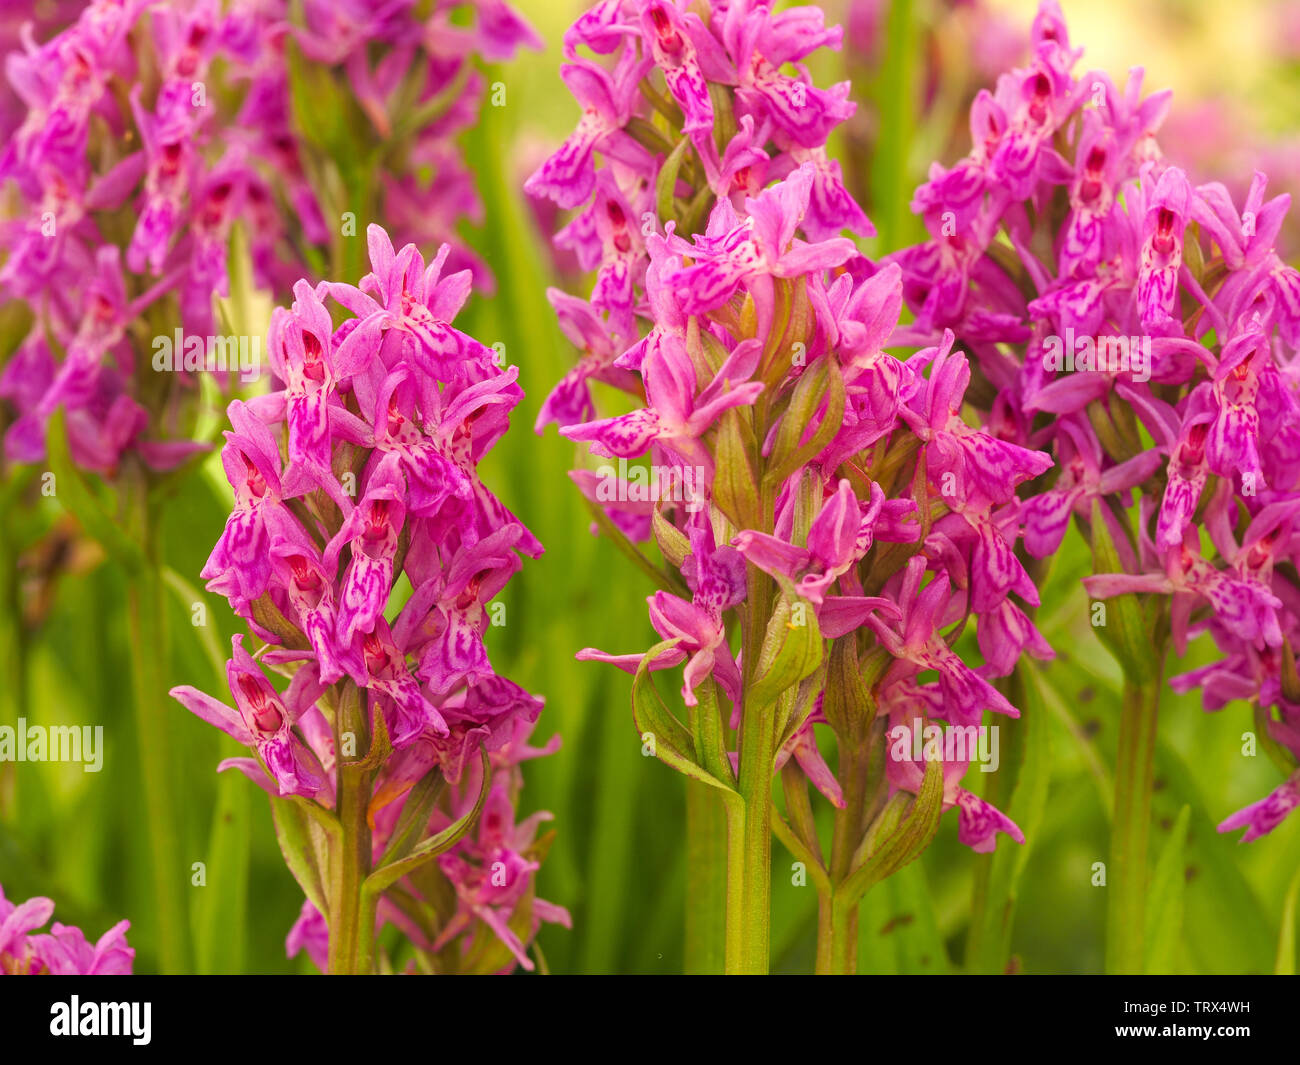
[2, 0, 1298, 974]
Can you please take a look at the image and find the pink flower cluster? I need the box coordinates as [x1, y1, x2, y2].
[0, 0, 537, 473]
[526, 0, 871, 437]
[0, 882, 133, 975]
[890, 0, 1300, 841]
[534, 0, 1054, 859]
[171, 225, 566, 972]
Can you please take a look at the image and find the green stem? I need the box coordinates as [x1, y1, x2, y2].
[126, 543, 190, 974]
[815, 893, 856, 975]
[1105, 667, 1165, 974]
[734, 694, 776, 973]
[328, 686, 374, 975]
[684, 778, 728, 974]
[729, 556, 777, 975]
[819, 727, 870, 975]
[723, 796, 747, 974]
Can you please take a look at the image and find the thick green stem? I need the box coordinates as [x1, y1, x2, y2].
[723, 796, 747, 974]
[817, 729, 870, 975]
[815, 894, 856, 975]
[328, 688, 374, 975]
[728, 552, 778, 975]
[684, 778, 728, 974]
[735, 699, 776, 974]
[126, 532, 190, 974]
[1105, 668, 1164, 974]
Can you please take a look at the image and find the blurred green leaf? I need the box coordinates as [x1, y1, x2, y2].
[1143, 804, 1190, 974]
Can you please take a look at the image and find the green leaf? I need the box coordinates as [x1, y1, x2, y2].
[655, 137, 691, 227]
[192, 759, 251, 974]
[374, 766, 446, 869]
[632, 640, 738, 796]
[841, 752, 944, 904]
[858, 861, 951, 975]
[763, 357, 845, 489]
[1275, 866, 1300, 976]
[269, 796, 330, 919]
[363, 750, 492, 895]
[1143, 804, 1191, 974]
[712, 406, 761, 531]
[820, 633, 874, 740]
[746, 588, 823, 709]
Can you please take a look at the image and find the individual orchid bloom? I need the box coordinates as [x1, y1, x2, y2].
[325, 456, 407, 648]
[977, 596, 1055, 676]
[33, 246, 139, 416]
[901, 331, 1053, 511]
[786, 144, 874, 241]
[0, 884, 133, 976]
[884, 707, 1025, 853]
[1206, 493, 1300, 591]
[1083, 530, 1285, 655]
[937, 503, 1041, 614]
[0, 889, 54, 974]
[1218, 771, 1300, 842]
[269, 283, 375, 506]
[268, 540, 347, 685]
[1059, 111, 1127, 278]
[985, 45, 1077, 200]
[398, 525, 524, 695]
[353, 618, 450, 748]
[639, 585, 740, 710]
[29, 920, 135, 976]
[365, 369, 477, 521]
[1205, 325, 1269, 481]
[285, 900, 330, 973]
[1193, 172, 1300, 345]
[732, 479, 868, 605]
[522, 50, 651, 210]
[171, 636, 328, 798]
[559, 332, 763, 471]
[202, 401, 312, 606]
[639, 2, 727, 145]
[327, 227, 484, 385]
[125, 83, 198, 276]
[866, 557, 1019, 726]
[580, 516, 745, 706]
[664, 164, 857, 317]
[1155, 387, 1215, 549]
[586, 168, 649, 342]
[1022, 416, 1162, 557]
[434, 780, 571, 970]
[699, 112, 772, 198]
[1135, 165, 1192, 330]
[773, 704, 844, 808]
[535, 288, 639, 431]
[724, 0, 854, 149]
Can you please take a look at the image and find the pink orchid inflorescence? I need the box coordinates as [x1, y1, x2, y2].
[0, 0, 537, 475]
[530, 0, 1053, 963]
[889, 0, 1300, 841]
[171, 225, 566, 974]
[0, 881, 133, 975]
